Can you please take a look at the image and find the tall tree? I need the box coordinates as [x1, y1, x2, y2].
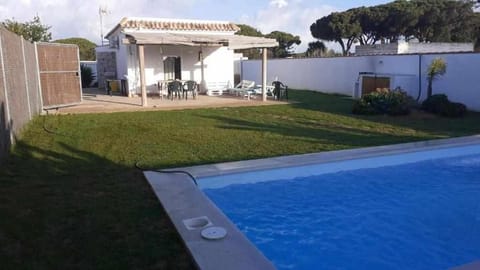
[54, 38, 97, 60]
[473, 13, 480, 51]
[354, 7, 383, 45]
[311, 0, 479, 52]
[2, 16, 52, 42]
[376, 1, 420, 42]
[234, 24, 264, 59]
[305, 41, 326, 57]
[265, 31, 301, 58]
[235, 25, 301, 59]
[375, 0, 475, 42]
[310, 11, 361, 56]
[235, 24, 263, 37]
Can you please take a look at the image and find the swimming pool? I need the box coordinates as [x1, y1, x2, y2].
[200, 144, 480, 270]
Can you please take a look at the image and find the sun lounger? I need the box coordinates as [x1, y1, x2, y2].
[228, 80, 255, 99]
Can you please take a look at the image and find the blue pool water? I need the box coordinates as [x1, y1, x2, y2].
[203, 152, 480, 269]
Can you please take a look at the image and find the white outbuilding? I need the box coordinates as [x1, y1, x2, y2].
[97, 17, 278, 106]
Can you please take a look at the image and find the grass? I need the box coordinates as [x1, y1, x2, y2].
[1, 90, 480, 269]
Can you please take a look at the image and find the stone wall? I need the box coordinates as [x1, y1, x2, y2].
[96, 51, 117, 89]
[355, 43, 399, 56]
[355, 42, 474, 56]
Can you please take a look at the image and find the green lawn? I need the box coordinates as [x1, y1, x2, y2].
[1, 90, 480, 269]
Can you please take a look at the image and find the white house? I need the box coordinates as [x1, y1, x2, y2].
[97, 17, 277, 105]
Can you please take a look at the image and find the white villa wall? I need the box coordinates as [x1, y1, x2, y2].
[371, 53, 480, 108]
[203, 47, 234, 87]
[420, 53, 480, 111]
[241, 53, 480, 111]
[126, 44, 234, 95]
[242, 57, 372, 96]
[368, 55, 419, 98]
[126, 45, 140, 92]
[116, 33, 128, 81]
[371, 55, 418, 75]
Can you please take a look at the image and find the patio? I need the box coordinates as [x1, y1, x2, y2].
[54, 88, 288, 114]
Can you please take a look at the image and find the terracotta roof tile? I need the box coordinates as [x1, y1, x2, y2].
[119, 18, 240, 32]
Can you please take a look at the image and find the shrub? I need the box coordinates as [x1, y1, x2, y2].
[441, 102, 467, 117]
[421, 94, 449, 114]
[352, 98, 377, 115]
[352, 88, 413, 116]
[422, 94, 467, 118]
[80, 64, 95, 88]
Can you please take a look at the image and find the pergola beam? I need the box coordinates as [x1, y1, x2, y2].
[123, 33, 278, 49]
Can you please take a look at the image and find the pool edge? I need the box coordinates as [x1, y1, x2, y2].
[143, 171, 276, 270]
[145, 135, 480, 269]
[177, 135, 480, 179]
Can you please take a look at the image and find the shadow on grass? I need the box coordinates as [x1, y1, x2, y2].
[0, 141, 194, 270]
[0, 102, 12, 162]
[288, 90, 480, 138]
[288, 90, 353, 113]
[198, 113, 428, 148]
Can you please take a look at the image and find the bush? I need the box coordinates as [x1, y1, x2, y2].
[441, 102, 467, 117]
[352, 88, 414, 116]
[352, 98, 377, 115]
[421, 94, 449, 114]
[80, 64, 95, 88]
[421, 94, 467, 117]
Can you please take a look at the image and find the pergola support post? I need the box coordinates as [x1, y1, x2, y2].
[138, 44, 147, 107]
[200, 48, 206, 93]
[261, 48, 267, 102]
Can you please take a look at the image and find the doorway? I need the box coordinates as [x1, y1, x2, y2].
[164, 56, 181, 80]
[361, 76, 390, 96]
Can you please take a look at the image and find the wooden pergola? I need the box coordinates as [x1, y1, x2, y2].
[123, 32, 278, 106]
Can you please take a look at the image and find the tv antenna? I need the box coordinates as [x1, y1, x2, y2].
[99, 5, 109, 46]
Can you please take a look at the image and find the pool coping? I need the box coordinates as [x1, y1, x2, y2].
[144, 135, 480, 270]
[176, 135, 480, 178]
[144, 171, 275, 270]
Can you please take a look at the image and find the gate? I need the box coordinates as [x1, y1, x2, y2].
[36, 43, 81, 108]
[361, 76, 390, 96]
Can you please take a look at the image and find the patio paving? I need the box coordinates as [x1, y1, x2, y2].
[53, 88, 288, 114]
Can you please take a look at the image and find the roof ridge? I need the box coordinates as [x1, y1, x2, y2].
[106, 17, 240, 39]
[121, 17, 237, 26]
[124, 18, 240, 33]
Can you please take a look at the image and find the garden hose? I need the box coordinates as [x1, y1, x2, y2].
[134, 161, 198, 186]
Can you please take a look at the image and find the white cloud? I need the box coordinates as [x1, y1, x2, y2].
[0, 0, 196, 44]
[0, 0, 340, 52]
[269, 0, 288, 8]
[240, 3, 337, 53]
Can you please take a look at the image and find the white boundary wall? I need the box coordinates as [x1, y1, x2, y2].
[241, 53, 480, 111]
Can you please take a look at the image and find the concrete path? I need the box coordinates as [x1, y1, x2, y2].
[53, 88, 288, 114]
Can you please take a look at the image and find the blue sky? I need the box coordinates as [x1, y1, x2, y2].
[0, 0, 391, 52]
